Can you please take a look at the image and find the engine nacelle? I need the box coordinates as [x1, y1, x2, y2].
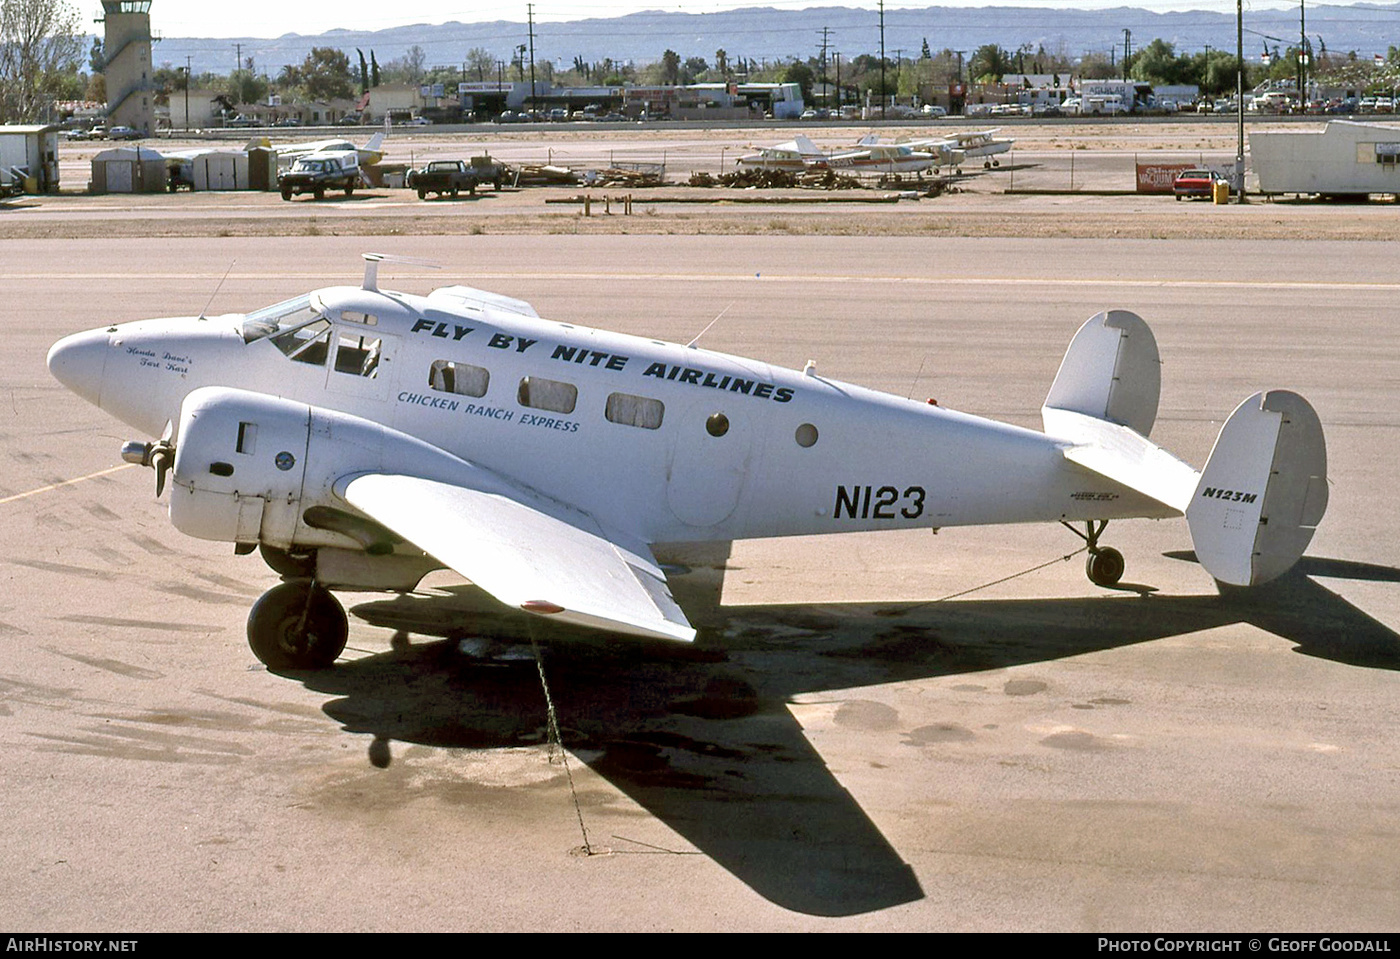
[169, 386, 472, 552]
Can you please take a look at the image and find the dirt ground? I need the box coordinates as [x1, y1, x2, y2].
[8, 118, 1400, 241]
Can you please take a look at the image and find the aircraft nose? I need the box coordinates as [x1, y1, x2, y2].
[47, 328, 109, 407]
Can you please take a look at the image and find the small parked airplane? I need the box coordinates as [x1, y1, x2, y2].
[901, 128, 1014, 168]
[47, 256, 1328, 671]
[734, 134, 828, 171]
[737, 134, 934, 176]
[246, 132, 386, 168]
[809, 140, 936, 176]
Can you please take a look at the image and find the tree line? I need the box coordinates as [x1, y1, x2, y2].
[5, 0, 1400, 124]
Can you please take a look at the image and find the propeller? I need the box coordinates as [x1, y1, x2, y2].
[120, 421, 175, 497]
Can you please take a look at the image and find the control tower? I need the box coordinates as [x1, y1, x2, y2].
[100, 1, 155, 135]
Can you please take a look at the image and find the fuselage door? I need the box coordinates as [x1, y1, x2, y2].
[665, 404, 753, 528]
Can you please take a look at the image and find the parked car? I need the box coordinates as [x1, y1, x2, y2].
[107, 126, 141, 140]
[1173, 169, 1226, 200]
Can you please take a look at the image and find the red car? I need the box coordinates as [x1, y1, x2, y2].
[1173, 169, 1226, 200]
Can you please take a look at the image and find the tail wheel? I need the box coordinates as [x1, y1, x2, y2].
[247, 580, 347, 671]
[1086, 547, 1125, 587]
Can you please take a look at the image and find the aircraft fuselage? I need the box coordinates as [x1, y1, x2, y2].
[50, 282, 1169, 558]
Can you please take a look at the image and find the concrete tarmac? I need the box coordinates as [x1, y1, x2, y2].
[0, 234, 1396, 931]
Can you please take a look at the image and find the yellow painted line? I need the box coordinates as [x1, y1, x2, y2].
[0, 463, 136, 506]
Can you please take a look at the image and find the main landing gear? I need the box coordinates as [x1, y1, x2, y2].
[247, 578, 348, 671]
[1063, 520, 1126, 588]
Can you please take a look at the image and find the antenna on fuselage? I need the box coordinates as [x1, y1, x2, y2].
[687, 301, 735, 349]
[361, 252, 441, 294]
[199, 260, 236, 320]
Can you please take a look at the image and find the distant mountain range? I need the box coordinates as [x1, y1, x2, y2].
[152, 5, 1400, 78]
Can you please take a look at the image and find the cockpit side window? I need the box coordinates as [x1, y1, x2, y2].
[241, 295, 320, 343]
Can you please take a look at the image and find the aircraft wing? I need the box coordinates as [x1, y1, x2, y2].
[337, 472, 696, 643]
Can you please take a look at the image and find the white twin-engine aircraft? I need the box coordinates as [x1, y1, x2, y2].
[47, 256, 1328, 672]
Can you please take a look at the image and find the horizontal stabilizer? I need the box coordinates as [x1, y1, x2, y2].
[1043, 408, 1198, 514]
[1043, 310, 1160, 438]
[1186, 391, 1328, 587]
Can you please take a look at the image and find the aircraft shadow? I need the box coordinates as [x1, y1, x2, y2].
[288, 553, 1397, 917]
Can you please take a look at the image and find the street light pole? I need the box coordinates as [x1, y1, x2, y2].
[1236, 0, 1247, 202]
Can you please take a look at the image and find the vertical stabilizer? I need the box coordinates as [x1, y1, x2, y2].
[1186, 390, 1328, 586]
[1042, 310, 1161, 438]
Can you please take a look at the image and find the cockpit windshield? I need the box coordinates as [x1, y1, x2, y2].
[240, 295, 321, 344]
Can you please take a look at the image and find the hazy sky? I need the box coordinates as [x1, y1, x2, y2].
[153, 1, 1304, 39]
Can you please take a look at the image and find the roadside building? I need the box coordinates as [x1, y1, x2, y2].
[167, 88, 229, 131]
[363, 84, 425, 124]
[1252, 119, 1400, 197]
[0, 124, 60, 193]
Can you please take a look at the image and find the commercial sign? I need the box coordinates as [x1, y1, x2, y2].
[1136, 162, 1195, 194]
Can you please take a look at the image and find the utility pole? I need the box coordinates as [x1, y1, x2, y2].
[1298, 0, 1306, 104]
[817, 26, 831, 108]
[1122, 29, 1132, 81]
[527, 3, 537, 114]
[184, 54, 191, 130]
[878, 0, 886, 119]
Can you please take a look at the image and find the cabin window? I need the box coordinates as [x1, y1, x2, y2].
[430, 360, 490, 397]
[795, 423, 819, 448]
[605, 392, 664, 430]
[517, 376, 577, 414]
[706, 412, 730, 437]
[333, 331, 383, 377]
[270, 317, 332, 366]
[341, 311, 378, 326]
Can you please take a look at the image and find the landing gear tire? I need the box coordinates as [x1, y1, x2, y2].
[247, 580, 347, 671]
[1086, 547, 1125, 587]
[258, 543, 316, 578]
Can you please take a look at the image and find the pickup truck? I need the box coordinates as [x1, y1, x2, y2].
[407, 160, 479, 199]
[278, 150, 361, 200]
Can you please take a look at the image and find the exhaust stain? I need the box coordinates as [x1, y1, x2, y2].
[59, 615, 222, 633]
[42, 648, 164, 680]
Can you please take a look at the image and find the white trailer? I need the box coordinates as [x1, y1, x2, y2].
[1251, 120, 1400, 197]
